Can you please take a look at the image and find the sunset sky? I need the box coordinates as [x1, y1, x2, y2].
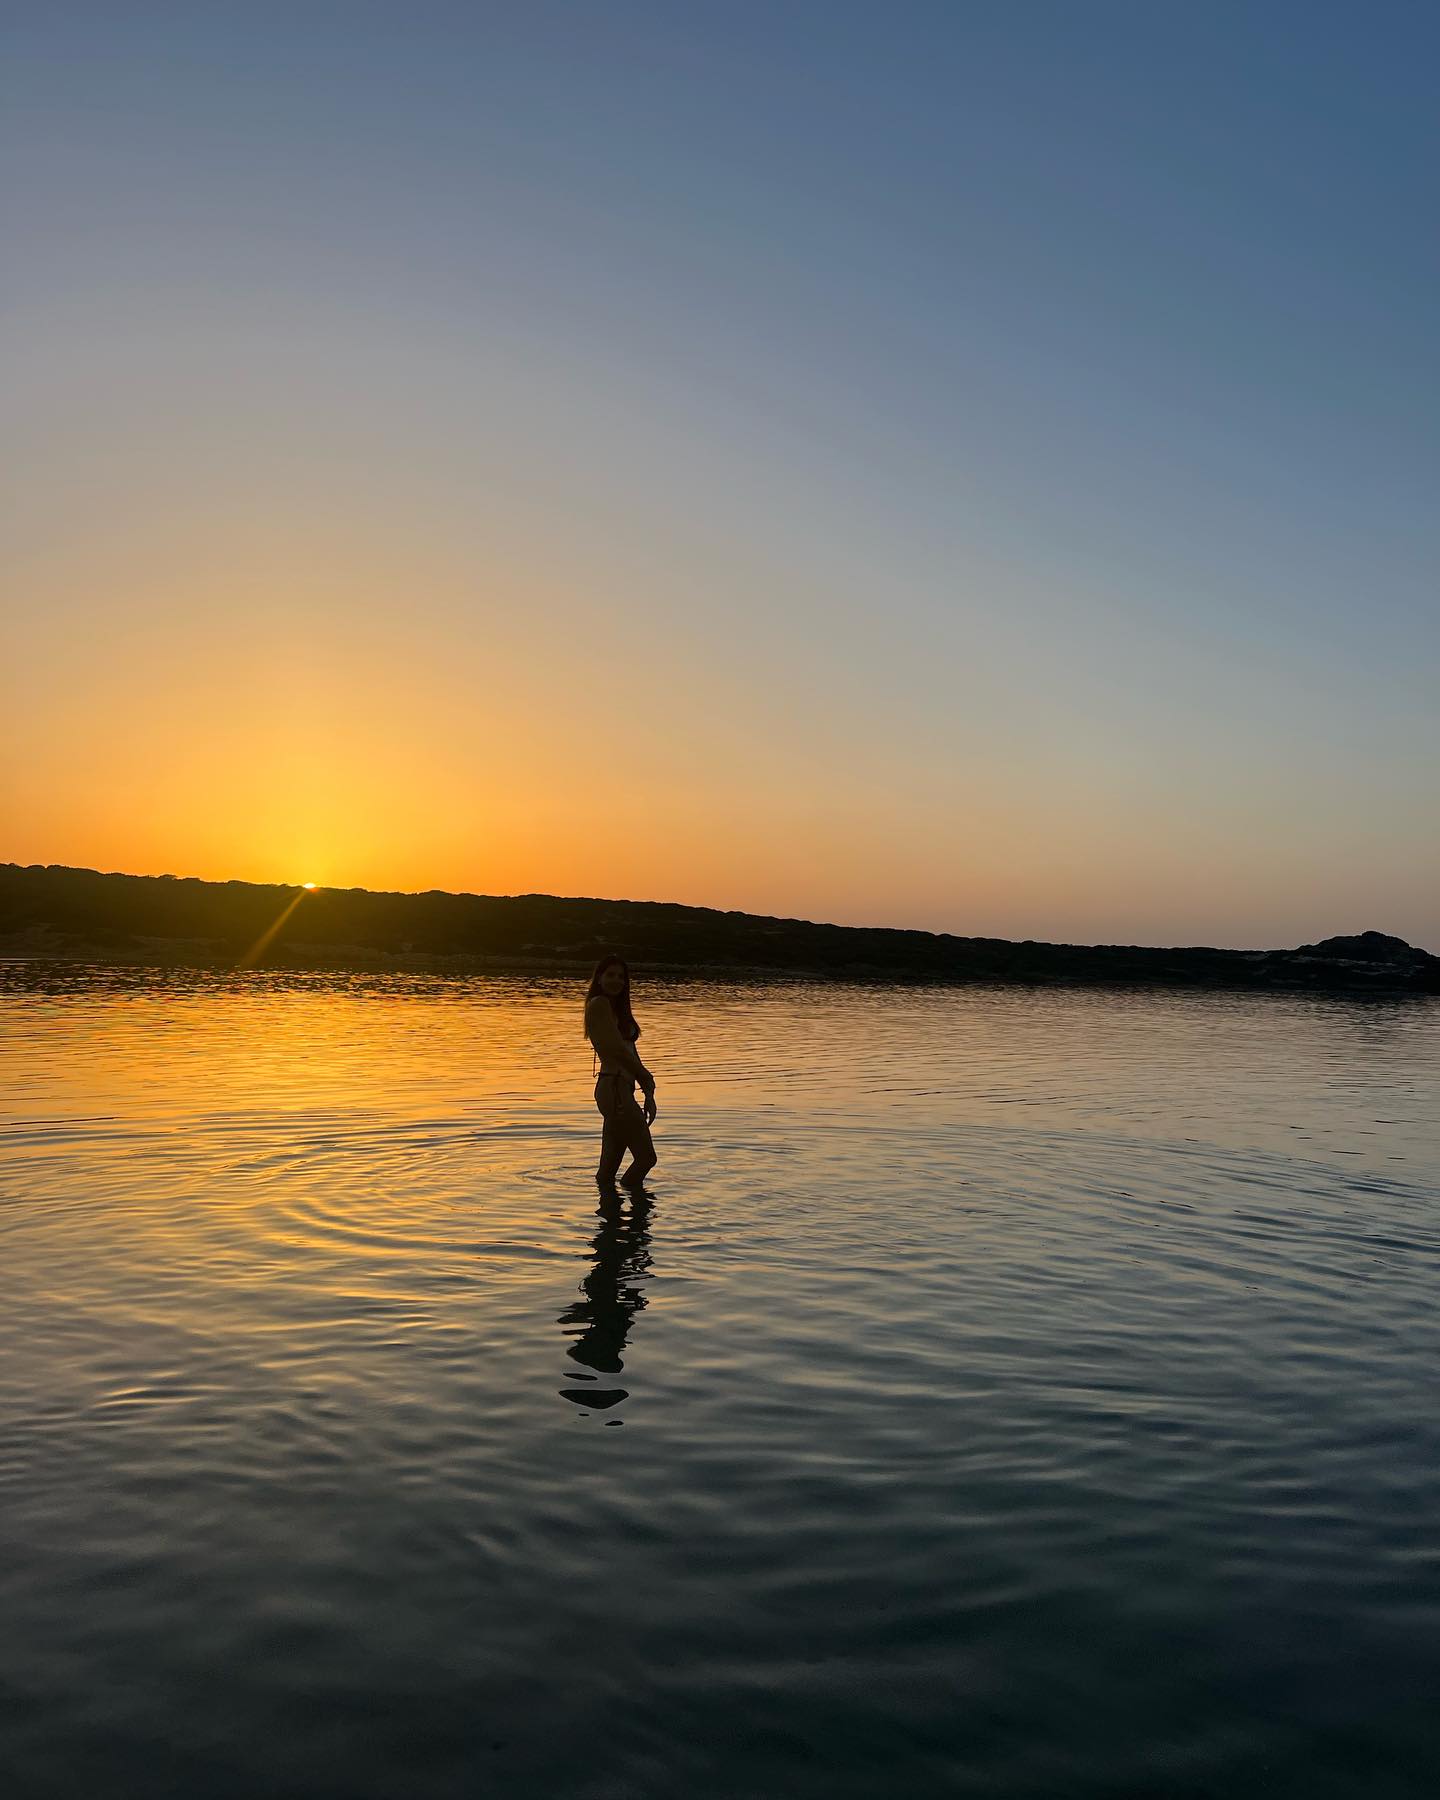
[4, 2, 1436, 950]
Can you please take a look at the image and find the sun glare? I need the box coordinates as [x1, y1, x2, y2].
[302, 882, 317, 890]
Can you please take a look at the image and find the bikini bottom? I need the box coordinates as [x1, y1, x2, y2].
[594, 1072, 646, 1127]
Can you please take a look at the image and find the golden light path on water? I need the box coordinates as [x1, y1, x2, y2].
[2, 965, 1438, 1798]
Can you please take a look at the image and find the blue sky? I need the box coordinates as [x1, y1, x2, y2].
[4, 2, 1437, 946]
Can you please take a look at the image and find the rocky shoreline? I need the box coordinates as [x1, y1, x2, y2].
[2, 865, 1436, 994]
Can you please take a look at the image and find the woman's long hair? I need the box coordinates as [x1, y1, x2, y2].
[583, 954, 640, 1042]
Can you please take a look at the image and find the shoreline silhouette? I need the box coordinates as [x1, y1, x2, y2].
[2, 863, 1436, 994]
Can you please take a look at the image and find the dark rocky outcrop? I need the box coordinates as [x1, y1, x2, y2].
[1294, 931, 1431, 967]
[1, 863, 1436, 993]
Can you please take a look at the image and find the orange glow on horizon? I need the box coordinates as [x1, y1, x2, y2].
[3, 516, 1432, 952]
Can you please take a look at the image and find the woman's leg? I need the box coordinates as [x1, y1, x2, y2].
[596, 1093, 628, 1185]
[595, 1079, 656, 1187]
[615, 1092, 657, 1188]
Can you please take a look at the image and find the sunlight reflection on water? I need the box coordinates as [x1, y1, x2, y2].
[3, 964, 1438, 1798]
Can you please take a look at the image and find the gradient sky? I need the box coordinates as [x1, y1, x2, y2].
[4, 1, 1436, 949]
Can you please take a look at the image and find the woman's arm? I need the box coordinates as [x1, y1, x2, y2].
[585, 998, 654, 1090]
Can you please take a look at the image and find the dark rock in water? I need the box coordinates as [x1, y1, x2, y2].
[1295, 931, 1426, 966]
[1260, 930, 1440, 993]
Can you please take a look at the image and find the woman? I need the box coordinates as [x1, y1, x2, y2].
[584, 954, 658, 1190]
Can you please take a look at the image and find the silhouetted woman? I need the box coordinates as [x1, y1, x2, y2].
[584, 955, 657, 1190]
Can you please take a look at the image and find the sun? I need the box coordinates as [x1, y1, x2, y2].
[301, 882, 317, 890]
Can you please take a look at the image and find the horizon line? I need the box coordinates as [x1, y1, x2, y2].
[2, 860, 1426, 961]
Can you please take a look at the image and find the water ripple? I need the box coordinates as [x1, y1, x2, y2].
[1, 968, 1437, 1798]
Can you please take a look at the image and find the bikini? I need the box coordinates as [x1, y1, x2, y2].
[592, 1017, 640, 1111]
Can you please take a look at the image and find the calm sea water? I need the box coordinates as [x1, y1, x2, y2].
[3, 963, 1438, 1799]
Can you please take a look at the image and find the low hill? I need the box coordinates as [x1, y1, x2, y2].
[1, 863, 1436, 993]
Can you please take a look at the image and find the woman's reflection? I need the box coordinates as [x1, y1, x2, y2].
[557, 1188, 654, 1413]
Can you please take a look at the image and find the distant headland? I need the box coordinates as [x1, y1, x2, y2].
[1, 864, 1436, 994]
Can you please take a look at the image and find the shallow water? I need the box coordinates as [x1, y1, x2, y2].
[3, 963, 1438, 1798]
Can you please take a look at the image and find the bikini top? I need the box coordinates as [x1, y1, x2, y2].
[587, 999, 638, 1075]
